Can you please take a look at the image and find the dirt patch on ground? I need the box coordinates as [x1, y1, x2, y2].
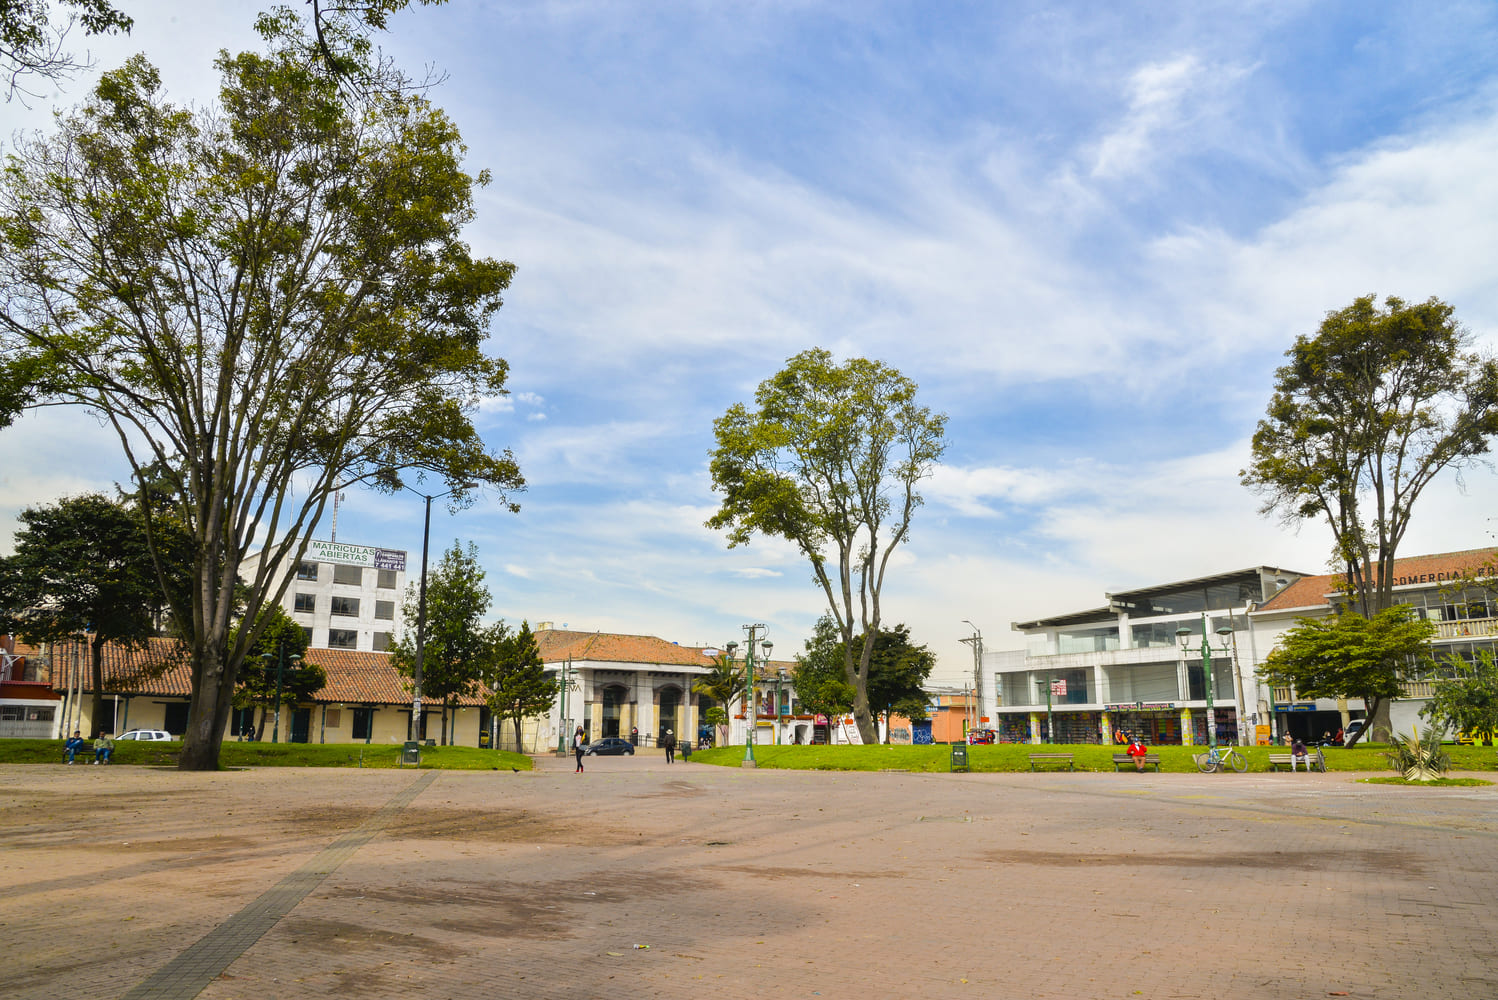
[986, 846, 1426, 874]
[708, 865, 907, 880]
[278, 916, 464, 960]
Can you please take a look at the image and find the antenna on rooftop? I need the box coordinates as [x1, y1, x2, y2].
[330, 491, 347, 541]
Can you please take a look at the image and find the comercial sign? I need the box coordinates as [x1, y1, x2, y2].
[1050, 679, 1067, 696]
[1104, 702, 1177, 712]
[306, 539, 407, 572]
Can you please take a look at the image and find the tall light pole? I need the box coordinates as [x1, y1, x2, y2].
[726, 625, 771, 767]
[774, 668, 788, 745]
[402, 483, 469, 744]
[960, 620, 983, 736]
[1177, 615, 1234, 750]
[260, 646, 301, 744]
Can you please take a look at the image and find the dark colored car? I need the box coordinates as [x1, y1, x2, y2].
[583, 737, 635, 756]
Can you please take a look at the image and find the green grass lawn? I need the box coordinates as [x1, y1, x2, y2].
[686, 742, 1498, 774]
[0, 739, 533, 770]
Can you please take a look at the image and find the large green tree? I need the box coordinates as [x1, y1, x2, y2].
[0, 37, 523, 769]
[1258, 606, 1436, 746]
[707, 349, 946, 743]
[864, 623, 935, 743]
[0, 494, 170, 736]
[791, 614, 855, 740]
[1242, 295, 1498, 614]
[391, 541, 492, 745]
[1421, 650, 1498, 742]
[1242, 296, 1498, 738]
[481, 620, 559, 750]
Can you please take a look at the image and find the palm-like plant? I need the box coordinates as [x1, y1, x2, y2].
[1381, 725, 1451, 781]
[692, 654, 744, 746]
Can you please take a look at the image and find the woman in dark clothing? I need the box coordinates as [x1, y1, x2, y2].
[573, 727, 586, 773]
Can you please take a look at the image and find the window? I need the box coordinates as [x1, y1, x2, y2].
[377, 569, 397, 589]
[296, 562, 319, 581]
[333, 564, 364, 586]
[163, 703, 189, 735]
[375, 600, 394, 620]
[324, 708, 342, 729]
[372, 631, 392, 652]
[293, 593, 316, 613]
[352, 707, 374, 740]
[301, 627, 313, 646]
[328, 629, 358, 649]
[331, 596, 360, 617]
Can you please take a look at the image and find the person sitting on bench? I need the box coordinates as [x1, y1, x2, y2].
[1126, 736, 1148, 772]
[1290, 737, 1310, 771]
[64, 730, 85, 764]
[93, 732, 114, 764]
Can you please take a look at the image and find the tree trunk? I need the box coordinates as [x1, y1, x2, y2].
[179, 634, 238, 770]
[89, 634, 107, 737]
[254, 705, 267, 741]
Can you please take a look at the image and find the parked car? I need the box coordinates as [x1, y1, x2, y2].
[116, 729, 173, 741]
[583, 737, 635, 756]
[967, 729, 997, 745]
[1342, 721, 1366, 746]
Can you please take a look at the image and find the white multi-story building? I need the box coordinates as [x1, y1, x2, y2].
[242, 539, 408, 653]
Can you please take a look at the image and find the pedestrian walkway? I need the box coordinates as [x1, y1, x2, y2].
[3, 762, 1495, 999]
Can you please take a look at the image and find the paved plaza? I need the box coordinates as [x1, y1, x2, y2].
[3, 755, 1496, 1000]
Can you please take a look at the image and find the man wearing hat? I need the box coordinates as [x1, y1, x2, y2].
[663, 728, 676, 764]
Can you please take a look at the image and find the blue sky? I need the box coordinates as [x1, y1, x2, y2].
[3, 1, 1498, 681]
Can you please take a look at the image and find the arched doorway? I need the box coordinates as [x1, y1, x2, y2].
[601, 684, 628, 738]
[658, 686, 682, 743]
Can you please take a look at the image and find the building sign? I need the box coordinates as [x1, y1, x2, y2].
[1051, 679, 1067, 696]
[306, 539, 407, 572]
[1104, 702, 1177, 712]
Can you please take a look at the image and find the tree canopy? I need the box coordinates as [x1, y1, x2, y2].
[793, 614, 933, 743]
[791, 615, 856, 732]
[1242, 295, 1498, 616]
[0, 39, 522, 769]
[481, 620, 558, 750]
[391, 541, 493, 745]
[1258, 606, 1436, 745]
[0, 493, 173, 735]
[1421, 650, 1498, 742]
[0, 0, 131, 103]
[707, 349, 945, 743]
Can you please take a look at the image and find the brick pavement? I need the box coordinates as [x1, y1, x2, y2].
[2, 757, 1496, 1000]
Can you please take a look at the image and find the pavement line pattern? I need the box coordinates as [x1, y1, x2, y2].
[118, 770, 440, 1000]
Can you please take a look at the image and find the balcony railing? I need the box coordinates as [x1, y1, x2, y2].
[1436, 616, 1498, 639]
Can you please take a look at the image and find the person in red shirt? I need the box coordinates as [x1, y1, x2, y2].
[1126, 736, 1148, 772]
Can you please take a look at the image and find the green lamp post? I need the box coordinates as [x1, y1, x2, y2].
[1176, 616, 1235, 749]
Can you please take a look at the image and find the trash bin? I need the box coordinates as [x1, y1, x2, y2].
[681, 740, 692, 760]
[950, 744, 969, 772]
[401, 741, 421, 766]
[479, 731, 491, 748]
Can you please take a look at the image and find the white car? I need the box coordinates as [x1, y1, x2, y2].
[116, 729, 173, 741]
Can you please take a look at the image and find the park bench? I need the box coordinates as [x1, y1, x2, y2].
[1028, 753, 1074, 771]
[1112, 753, 1160, 772]
[61, 742, 92, 764]
[1268, 749, 1326, 772]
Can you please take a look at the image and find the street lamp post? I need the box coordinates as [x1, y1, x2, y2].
[726, 625, 771, 767]
[260, 646, 301, 744]
[960, 620, 983, 737]
[403, 484, 469, 744]
[1176, 615, 1235, 750]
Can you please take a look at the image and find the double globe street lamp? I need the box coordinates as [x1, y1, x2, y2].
[1176, 616, 1235, 750]
[724, 627, 773, 767]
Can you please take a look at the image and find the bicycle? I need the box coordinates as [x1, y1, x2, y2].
[1194, 745, 1247, 773]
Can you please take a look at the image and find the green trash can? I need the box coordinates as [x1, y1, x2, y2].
[401, 740, 421, 766]
[950, 744, 969, 772]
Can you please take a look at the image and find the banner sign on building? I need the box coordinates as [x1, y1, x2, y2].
[1051, 679, 1067, 696]
[307, 539, 407, 572]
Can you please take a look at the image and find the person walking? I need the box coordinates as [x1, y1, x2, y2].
[663, 729, 676, 764]
[572, 727, 586, 773]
